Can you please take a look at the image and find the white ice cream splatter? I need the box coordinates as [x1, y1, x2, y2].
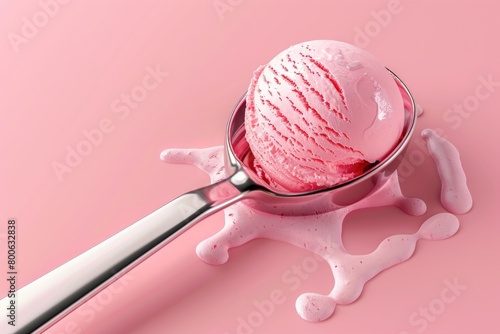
[161, 145, 460, 322]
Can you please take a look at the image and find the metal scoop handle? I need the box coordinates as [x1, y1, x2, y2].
[0, 170, 252, 334]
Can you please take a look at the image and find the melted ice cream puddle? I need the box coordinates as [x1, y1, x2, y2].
[161, 128, 469, 322]
[422, 129, 473, 214]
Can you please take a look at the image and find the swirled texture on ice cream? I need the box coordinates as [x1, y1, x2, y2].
[245, 40, 404, 192]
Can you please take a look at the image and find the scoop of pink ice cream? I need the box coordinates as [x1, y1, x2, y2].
[245, 40, 404, 192]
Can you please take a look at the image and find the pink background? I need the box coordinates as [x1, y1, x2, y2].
[1, 0, 499, 333]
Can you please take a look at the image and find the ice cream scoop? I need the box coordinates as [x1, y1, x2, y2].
[245, 40, 404, 192]
[0, 53, 416, 334]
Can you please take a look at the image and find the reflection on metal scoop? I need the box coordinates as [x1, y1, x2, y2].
[0, 69, 416, 334]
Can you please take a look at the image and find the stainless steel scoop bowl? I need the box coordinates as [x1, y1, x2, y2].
[0, 69, 416, 334]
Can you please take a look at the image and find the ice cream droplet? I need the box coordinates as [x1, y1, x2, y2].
[422, 129, 473, 214]
[161, 146, 462, 322]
